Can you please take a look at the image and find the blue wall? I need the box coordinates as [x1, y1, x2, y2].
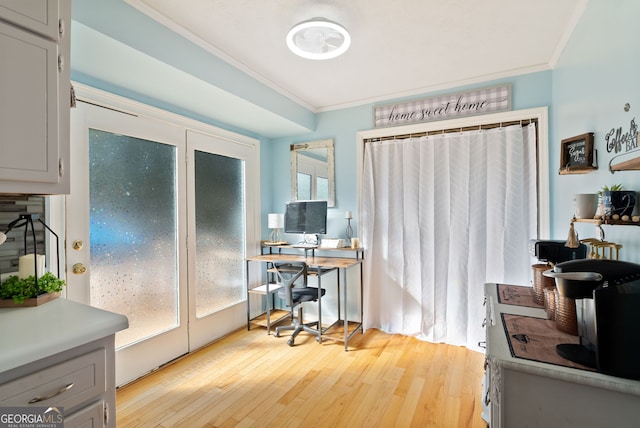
[551, 0, 640, 263]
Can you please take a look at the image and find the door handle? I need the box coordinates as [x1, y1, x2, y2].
[72, 263, 87, 275]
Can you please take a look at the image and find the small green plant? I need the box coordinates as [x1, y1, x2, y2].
[0, 272, 65, 304]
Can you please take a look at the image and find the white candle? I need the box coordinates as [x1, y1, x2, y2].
[345, 211, 352, 219]
[18, 254, 45, 279]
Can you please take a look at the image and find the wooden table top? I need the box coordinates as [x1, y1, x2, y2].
[246, 253, 362, 269]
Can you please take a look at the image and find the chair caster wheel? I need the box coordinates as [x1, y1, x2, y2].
[287, 339, 295, 347]
[274, 331, 280, 337]
[316, 336, 321, 343]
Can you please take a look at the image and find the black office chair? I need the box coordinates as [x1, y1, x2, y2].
[273, 262, 326, 346]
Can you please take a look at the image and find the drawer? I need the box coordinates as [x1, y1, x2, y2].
[64, 400, 105, 428]
[0, 348, 106, 411]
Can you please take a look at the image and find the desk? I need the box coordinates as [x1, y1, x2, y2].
[262, 243, 364, 260]
[246, 252, 363, 351]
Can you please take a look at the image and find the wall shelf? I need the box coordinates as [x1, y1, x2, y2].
[572, 217, 640, 226]
[610, 156, 640, 172]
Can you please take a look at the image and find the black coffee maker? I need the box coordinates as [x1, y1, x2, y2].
[545, 259, 640, 380]
[529, 239, 587, 264]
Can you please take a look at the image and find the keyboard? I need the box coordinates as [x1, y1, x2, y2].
[293, 243, 318, 249]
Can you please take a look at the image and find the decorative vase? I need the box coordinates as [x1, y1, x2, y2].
[602, 190, 636, 217]
[573, 193, 598, 219]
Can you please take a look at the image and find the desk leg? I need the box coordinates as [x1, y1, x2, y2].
[317, 266, 322, 344]
[246, 260, 251, 331]
[265, 279, 271, 334]
[343, 267, 348, 351]
[360, 261, 364, 333]
[337, 268, 341, 322]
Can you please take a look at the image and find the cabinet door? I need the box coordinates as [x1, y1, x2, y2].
[0, 20, 59, 186]
[64, 401, 106, 428]
[0, 0, 59, 40]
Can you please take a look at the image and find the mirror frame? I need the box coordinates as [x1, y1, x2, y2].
[290, 139, 335, 207]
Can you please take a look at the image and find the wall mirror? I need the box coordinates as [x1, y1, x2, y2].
[290, 139, 335, 207]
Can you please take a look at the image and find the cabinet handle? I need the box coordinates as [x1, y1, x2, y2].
[478, 341, 486, 349]
[28, 383, 74, 403]
[59, 18, 65, 38]
[58, 54, 64, 72]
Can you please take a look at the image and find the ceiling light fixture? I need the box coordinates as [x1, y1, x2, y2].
[286, 18, 351, 60]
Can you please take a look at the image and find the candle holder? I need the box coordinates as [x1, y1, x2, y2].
[0, 214, 60, 285]
[345, 211, 353, 246]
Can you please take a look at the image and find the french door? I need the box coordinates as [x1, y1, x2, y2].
[66, 89, 258, 386]
[186, 130, 257, 350]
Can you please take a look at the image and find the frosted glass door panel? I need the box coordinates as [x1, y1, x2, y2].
[89, 129, 178, 348]
[194, 150, 245, 318]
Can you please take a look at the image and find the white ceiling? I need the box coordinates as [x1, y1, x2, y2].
[125, 0, 586, 112]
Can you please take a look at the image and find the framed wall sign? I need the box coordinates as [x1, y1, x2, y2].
[373, 84, 511, 127]
[559, 132, 597, 174]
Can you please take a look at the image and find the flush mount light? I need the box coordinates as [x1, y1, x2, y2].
[286, 18, 351, 60]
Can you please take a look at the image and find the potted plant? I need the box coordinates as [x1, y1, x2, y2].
[0, 272, 66, 306]
[600, 184, 636, 218]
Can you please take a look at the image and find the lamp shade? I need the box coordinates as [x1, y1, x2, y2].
[268, 213, 284, 229]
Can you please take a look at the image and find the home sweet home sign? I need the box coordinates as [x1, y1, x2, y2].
[374, 84, 511, 127]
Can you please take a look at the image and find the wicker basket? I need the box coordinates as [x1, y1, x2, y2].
[532, 264, 555, 305]
[544, 287, 556, 320]
[555, 289, 578, 335]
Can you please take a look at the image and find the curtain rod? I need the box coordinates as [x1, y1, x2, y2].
[363, 118, 538, 143]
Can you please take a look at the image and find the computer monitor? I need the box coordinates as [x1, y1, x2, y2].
[284, 200, 328, 235]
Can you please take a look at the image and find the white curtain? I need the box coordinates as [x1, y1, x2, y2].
[362, 123, 537, 351]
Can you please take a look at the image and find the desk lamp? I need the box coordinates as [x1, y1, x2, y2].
[268, 213, 284, 244]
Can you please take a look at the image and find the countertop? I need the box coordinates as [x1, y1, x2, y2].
[485, 282, 640, 397]
[0, 297, 128, 373]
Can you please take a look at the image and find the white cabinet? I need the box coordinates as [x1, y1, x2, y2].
[0, 298, 128, 428]
[0, 0, 60, 40]
[483, 283, 640, 428]
[0, 0, 70, 194]
[0, 343, 110, 426]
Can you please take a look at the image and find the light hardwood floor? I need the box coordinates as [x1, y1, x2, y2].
[116, 327, 487, 427]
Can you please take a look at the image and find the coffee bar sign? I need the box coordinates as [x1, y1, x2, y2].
[374, 84, 512, 127]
